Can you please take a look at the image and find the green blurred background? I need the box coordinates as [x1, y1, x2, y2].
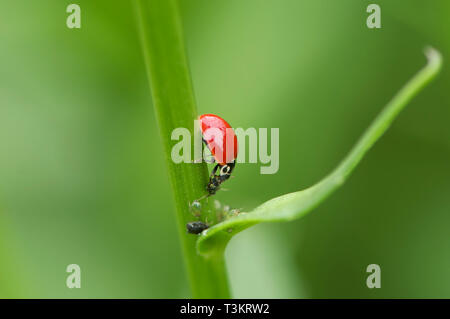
[0, 0, 449, 298]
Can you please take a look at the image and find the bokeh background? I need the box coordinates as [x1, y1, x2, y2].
[0, 0, 449, 298]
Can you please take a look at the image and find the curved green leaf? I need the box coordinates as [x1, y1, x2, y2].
[197, 48, 442, 257]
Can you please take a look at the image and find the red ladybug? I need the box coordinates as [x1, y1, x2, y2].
[198, 114, 238, 196]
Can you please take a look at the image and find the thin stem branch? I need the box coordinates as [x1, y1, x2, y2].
[197, 48, 442, 256]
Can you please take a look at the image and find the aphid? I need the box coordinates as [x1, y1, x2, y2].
[198, 114, 238, 197]
[186, 221, 209, 235]
[229, 208, 241, 217]
[214, 199, 222, 211]
[189, 200, 202, 217]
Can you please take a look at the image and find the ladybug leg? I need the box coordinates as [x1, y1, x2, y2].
[204, 155, 216, 164]
[204, 164, 221, 196]
[193, 138, 215, 163]
[205, 162, 235, 198]
[210, 163, 220, 178]
[191, 155, 215, 164]
[195, 164, 222, 201]
[194, 193, 210, 202]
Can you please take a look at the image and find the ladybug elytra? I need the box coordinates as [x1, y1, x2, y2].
[198, 114, 238, 197]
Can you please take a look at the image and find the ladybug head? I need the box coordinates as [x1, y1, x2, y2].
[206, 161, 236, 196]
[207, 175, 221, 195]
[218, 162, 235, 182]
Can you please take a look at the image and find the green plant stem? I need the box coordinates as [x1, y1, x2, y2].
[0, 205, 25, 297]
[135, 0, 230, 298]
